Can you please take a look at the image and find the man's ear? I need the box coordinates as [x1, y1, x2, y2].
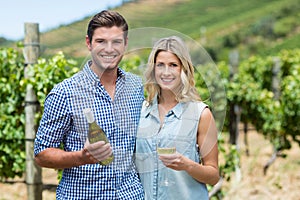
[124, 37, 128, 47]
[86, 35, 92, 51]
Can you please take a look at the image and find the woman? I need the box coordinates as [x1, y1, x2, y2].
[135, 36, 219, 199]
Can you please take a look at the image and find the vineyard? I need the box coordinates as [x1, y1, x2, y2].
[0, 0, 300, 199]
[0, 43, 299, 198]
[1, 130, 299, 199]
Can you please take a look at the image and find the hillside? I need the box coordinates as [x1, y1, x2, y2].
[3, 0, 300, 62]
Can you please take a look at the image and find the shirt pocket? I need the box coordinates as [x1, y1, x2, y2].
[167, 117, 198, 157]
[135, 151, 157, 174]
[169, 135, 194, 157]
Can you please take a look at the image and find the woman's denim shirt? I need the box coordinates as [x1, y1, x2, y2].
[135, 99, 209, 200]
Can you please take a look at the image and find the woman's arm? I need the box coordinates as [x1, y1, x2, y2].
[159, 108, 219, 185]
[186, 107, 219, 185]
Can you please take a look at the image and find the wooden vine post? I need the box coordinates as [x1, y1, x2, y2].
[228, 50, 241, 147]
[23, 23, 43, 200]
[228, 50, 242, 183]
[263, 57, 281, 175]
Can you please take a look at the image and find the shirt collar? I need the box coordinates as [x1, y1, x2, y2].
[144, 96, 183, 119]
[170, 103, 183, 119]
[83, 60, 126, 84]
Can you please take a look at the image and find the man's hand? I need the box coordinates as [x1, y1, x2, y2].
[83, 140, 113, 164]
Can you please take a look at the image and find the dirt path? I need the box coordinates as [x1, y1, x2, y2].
[0, 130, 299, 199]
[223, 129, 300, 200]
[0, 167, 57, 200]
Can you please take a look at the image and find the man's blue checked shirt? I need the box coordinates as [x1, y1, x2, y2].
[34, 61, 145, 199]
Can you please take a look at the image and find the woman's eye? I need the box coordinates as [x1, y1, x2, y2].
[156, 63, 164, 67]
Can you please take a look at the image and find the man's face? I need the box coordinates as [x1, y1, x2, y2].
[86, 26, 127, 72]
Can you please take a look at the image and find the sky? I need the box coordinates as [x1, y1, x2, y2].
[0, 0, 124, 40]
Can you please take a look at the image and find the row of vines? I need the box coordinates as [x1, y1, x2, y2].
[0, 45, 299, 197]
[227, 49, 300, 150]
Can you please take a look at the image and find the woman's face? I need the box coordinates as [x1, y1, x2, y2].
[154, 51, 182, 93]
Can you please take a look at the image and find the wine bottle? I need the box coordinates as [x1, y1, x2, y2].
[83, 108, 114, 165]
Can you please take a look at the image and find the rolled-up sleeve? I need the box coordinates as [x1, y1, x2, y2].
[34, 86, 71, 156]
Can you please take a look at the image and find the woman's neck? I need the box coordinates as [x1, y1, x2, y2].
[158, 91, 178, 111]
[157, 92, 178, 124]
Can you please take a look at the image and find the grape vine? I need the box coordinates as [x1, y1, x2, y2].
[0, 46, 299, 198]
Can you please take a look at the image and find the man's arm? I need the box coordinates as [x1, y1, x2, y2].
[35, 148, 85, 169]
[35, 141, 113, 169]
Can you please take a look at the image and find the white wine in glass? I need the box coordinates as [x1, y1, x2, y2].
[157, 147, 176, 155]
[156, 141, 176, 186]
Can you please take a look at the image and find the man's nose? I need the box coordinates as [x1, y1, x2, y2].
[104, 42, 113, 52]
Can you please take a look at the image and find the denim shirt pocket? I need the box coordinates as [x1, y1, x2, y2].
[168, 117, 199, 157]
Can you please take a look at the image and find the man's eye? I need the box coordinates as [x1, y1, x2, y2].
[113, 40, 122, 44]
[96, 40, 105, 44]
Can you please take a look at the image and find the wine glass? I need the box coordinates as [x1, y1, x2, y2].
[156, 139, 176, 186]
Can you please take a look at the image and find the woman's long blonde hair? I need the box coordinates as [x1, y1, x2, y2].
[144, 36, 201, 104]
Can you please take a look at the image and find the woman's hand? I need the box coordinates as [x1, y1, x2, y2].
[159, 152, 193, 171]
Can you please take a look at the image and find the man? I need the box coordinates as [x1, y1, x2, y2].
[34, 10, 144, 199]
